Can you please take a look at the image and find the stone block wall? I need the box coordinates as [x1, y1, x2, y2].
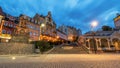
[0, 43, 35, 55]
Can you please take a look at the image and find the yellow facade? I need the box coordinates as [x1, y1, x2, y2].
[114, 15, 120, 22]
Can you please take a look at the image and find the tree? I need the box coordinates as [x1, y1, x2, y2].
[102, 25, 112, 31]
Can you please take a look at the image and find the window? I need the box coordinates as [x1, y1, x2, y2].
[7, 31, 11, 34]
[29, 32, 32, 36]
[2, 30, 6, 34]
[33, 32, 36, 36]
[10, 24, 13, 27]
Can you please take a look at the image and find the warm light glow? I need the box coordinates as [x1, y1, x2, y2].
[56, 36, 59, 39]
[12, 57, 16, 60]
[68, 36, 73, 41]
[0, 34, 11, 39]
[91, 20, 98, 27]
[6, 39, 9, 42]
[41, 23, 45, 27]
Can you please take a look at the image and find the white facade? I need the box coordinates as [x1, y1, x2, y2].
[83, 31, 120, 52]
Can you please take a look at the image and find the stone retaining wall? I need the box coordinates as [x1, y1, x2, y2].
[0, 43, 35, 55]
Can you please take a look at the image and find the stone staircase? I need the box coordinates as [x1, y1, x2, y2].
[48, 44, 89, 54]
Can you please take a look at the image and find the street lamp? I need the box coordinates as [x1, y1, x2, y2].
[91, 20, 98, 54]
[39, 23, 45, 40]
[91, 21, 98, 31]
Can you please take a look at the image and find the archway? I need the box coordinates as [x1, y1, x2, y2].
[89, 39, 96, 49]
[101, 39, 108, 48]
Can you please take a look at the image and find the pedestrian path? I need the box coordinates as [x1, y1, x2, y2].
[0, 54, 120, 68]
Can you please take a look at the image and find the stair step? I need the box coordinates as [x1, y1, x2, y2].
[48, 45, 88, 54]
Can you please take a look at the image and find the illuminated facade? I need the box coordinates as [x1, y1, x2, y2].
[0, 6, 81, 43]
[56, 30, 68, 41]
[18, 14, 40, 41]
[0, 7, 17, 42]
[58, 25, 81, 42]
[39, 12, 57, 41]
[67, 26, 78, 41]
[114, 14, 120, 29]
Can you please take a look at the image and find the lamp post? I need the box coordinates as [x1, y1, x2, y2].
[39, 23, 45, 40]
[91, 20, 98, 54]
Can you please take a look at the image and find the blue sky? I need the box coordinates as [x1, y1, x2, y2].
[0, 0, 120, 33]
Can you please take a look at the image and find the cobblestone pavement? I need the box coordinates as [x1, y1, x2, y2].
[0, 54, 120, 68]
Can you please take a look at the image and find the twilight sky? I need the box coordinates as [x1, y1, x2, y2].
[0, 0, 120, 33]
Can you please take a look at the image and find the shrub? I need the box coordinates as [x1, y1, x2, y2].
[34, 40, 53, 53]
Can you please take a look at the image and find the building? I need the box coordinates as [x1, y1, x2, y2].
[77, 29, 82, 36]
[67, 26, 79, 42]
[0, 7, 5, 40]
[39, 12, 57, 41]
[83, 31, 120, 52]
[0, 7, 58, 42]
[114, 13, 120, 29]
[56, 29, 68, 42]
[81, 14, 120, 52]
[18, 12, 57, 42]
[0, 13, 4, 35]
[19, 14, 40, 41]
[58, 25, 81, 42]
[58, 24, 68, 35]
[0, 7, 18, 42]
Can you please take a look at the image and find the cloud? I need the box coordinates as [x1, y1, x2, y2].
[64, 0, 79, 9]
[0, 0, 120, 33]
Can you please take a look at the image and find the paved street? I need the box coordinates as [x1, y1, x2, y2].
[0, 54, 120, 68]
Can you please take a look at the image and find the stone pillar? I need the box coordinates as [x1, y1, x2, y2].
[86, 39, 92, 53]
[95, 39, 98, 49]
[110, 38, 113, 45]
[99, 39, 101, 47]
[98, 39, 102, 51]
[87, 39, 90, 49]
[107, 39, 111, 49]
